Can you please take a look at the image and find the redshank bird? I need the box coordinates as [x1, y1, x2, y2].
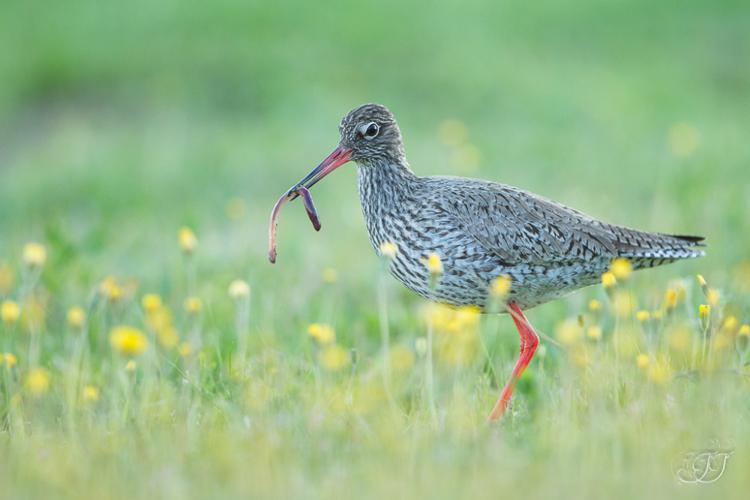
[269, 103, 705, 420]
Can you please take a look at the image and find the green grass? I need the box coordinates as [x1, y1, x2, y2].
[1, 0, 749, 498]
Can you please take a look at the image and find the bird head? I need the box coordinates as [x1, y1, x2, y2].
[338, 103, 405, 165]
[281, 103, 404, 199]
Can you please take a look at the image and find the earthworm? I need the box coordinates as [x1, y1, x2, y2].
[268, 187, 321, 263]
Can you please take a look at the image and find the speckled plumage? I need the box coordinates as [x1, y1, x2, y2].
[340, 103, 705, 310]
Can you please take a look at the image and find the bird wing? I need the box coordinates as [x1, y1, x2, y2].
[428, 176, 701, 265]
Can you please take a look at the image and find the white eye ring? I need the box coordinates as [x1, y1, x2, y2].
[359, 122, 380, 140]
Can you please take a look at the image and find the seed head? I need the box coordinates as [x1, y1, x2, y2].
[696, 274, 707, 289]
[228, 280, 250, 300]
[706, 288, 720, 306]
[415, 337, 428, 357]
[22, 242, 47, 268]
[184, 297, 203, 315]
[379, 241, 398, 260]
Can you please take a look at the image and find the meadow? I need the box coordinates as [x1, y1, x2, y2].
[1, 0, 749, 498]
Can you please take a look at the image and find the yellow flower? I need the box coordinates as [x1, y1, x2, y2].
[611, 290, 634, 318]
[390, 344, 415, 372]
[22, 242, 47, 268]
[67, 306, 86, 329]
[178, 341, 192, 357]
[647, 357, 672, 384]
[157, 327, 179, 349]
[588, 299, 603, 313]
[706, 288, 720, 306]
[145, 306, 172, 333]
[225, 197, 247, 221]
[228, 280, 250, 300]
[490, 275, 512, 298]
[21, 298, 46, 331]
[609, 258, 632, 280]
[636, 310, 651, 323]
[178, 226, 198, 253]
[1, 300, 21, 325]
[109, 325, 148, 356]
[141, 293, 163, 313]
[2, 352, 18, 368]
[586, 325, 602, 341]
[601, 272, 617, 289]
[184, 297, 203, 315]
[82, 385, 99, 402]
[438, 119, 468, 147]
[319, 344, 349, 371]
[99, 276, 122, 302]
[379, 241, 398, 260]
[307, 323, 335, 345]
[740, 325, 750, 337]
[452, 143, 481, 172]
[664, 289, 678, 310]
[422, 253, 443, 275]
[322, 268, 338, 284]
[721, 315, 738, 333]
[668, 122, 700, 158]
[125, 360, 137, 373]
[555, 319, 582, 346]
[0, 262, 13, 295]
[698, 304, 711, 320]
[24, 368, 51, 396]
[668, 326, 692, 353]
[636, 353, 650, 369]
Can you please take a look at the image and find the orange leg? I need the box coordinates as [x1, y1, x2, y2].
[488, 302, 540, 421]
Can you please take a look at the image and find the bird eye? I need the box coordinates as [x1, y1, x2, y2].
[360, 122, 380, 140]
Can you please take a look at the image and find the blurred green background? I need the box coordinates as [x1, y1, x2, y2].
[1, 2, 750, 498]
[1, 0, 748, 309]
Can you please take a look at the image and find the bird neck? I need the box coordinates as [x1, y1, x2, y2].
[357, 159, 418, 248]
[357, 159, 417, 204]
